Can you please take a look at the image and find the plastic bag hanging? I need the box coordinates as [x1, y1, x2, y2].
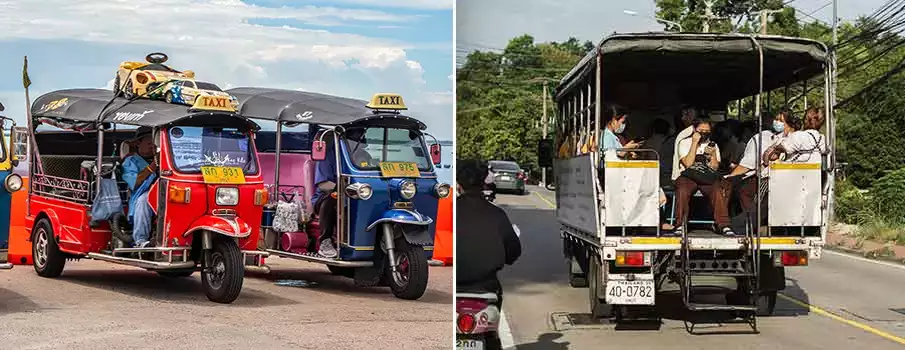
[272, 200, 299, 233]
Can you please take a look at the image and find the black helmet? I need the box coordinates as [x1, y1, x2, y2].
[456, 158, 487, 192]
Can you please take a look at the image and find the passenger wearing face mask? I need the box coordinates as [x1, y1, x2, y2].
[727, 109, 800, 218]
[599, 105, 640, 159]
[673, 118, 735, 236]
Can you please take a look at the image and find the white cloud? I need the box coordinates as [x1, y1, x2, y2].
[0, 0, 453, 137]
[322, 0, 452, 10]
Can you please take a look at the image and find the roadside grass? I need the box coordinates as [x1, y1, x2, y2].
[853, 207, 905, 246]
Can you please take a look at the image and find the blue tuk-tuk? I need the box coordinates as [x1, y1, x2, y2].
[0, 101, 25, 270]
[229, 88, 450, 300]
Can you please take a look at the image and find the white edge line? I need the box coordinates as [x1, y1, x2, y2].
[823, 249, 905, 271]
[499, 309, 516, 349]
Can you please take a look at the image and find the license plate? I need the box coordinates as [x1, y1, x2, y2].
[605, 279, 655, 305]
[500, 176, 511, 181]
[456, 339, 483, 350]
[200, 166, 246, 184]
[379, 162, 421, 178]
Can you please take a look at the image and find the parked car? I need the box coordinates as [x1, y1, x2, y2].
[488, 160, 526, 195]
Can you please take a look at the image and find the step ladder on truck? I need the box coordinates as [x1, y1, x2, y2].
[539, 32, 834, 333]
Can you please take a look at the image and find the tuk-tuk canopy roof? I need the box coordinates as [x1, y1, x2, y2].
[556, 33, 829, 109]
[226, 87, 427, 130]
[31, 89, 257, 129]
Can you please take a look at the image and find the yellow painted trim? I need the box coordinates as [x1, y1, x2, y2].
[630, 237, 681, 244]
[771, 163, 820, 170]
[605, 161, 658, 169]
[778, 294, 905, 345]
[757, 237, 800, 245]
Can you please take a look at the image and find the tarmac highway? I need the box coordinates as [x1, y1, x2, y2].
[0, 258, 452, 349]
[495, 187, 905, 350]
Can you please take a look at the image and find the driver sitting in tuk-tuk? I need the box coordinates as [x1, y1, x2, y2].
[313, 129, 374, 258]
[122, 127, 158, 248]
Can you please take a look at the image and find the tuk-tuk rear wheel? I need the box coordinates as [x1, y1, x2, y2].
[387, 238, 428, 300]
[32, 218, 66, 278]
[201, 238, 244, 304]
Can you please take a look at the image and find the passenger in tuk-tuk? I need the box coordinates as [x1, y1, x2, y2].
[121, 127, 158, 248]
[673, 118, 736, 236]
[599, 105, 641, 159]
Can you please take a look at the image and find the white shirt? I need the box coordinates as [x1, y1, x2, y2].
[781, 130, 827, 163]
[675, 136, 721, 173]
[671, 126, 694, 180]
[738, 130, 779, 176]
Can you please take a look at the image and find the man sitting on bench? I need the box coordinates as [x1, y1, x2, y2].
[122, 127, 158, 248]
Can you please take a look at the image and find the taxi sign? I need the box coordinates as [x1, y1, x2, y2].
[379, 162, 420, 178]
[200, 166, 246, 184]
[366, 93, 407, 110]
[192, 95, 236, 112]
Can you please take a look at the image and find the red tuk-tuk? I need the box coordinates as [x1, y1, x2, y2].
[24, 88, 267, 303]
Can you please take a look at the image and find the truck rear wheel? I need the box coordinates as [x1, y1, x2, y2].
[588, 255, 611, 319]
[32, 218, 66, 278]
[202, 238, 244, 304]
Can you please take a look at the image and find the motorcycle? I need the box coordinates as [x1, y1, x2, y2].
[456, 291, 501, 350]
[455, 225, 518, 350]
[483, 183, 496, 202]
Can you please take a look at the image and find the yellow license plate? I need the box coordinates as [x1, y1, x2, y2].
[200, 166, 246, 184]
[379, 162, 420, 178]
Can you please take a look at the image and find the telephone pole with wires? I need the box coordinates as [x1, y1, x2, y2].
[701, 0, 729, 32]
[757, 9, 785, 34]
[525, 77, 558, 187]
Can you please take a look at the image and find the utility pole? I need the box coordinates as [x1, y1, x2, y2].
[757, 9, 784, 34]
[541, 81, 548, 188]
[701, 0, 729, 33]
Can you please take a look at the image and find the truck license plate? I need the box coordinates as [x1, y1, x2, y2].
[605, 279, 655, 305]
[456, 339, 483, 350]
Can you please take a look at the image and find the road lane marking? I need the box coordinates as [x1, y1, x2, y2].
[533, 191, 556, 209]
[777, 293, 905, 346]
[824, 250, 905, 271]
[499, 310, 516, 349]
[533, 187, 905, 345]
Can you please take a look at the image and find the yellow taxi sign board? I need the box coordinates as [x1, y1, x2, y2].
[379, 162, 420, 178]
[200, 166, 246, 184]
[192, 95, 236, 112]
[367, 93, 407, 110]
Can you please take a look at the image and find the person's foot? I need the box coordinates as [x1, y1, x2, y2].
[674, 225, 685, 237]
[318, 239, 338, 259]
[722, 227, 737, 237]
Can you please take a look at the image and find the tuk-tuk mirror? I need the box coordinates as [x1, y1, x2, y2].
[8, 125, 17, 167]
[538, 139, 553, 168]
[312, 140, 327, 161]
[430, 143, 441, 165]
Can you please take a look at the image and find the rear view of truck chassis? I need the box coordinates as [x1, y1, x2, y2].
[543, 33, 834, 333]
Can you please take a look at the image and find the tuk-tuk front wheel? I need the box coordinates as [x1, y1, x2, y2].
[387, 238, 429, 300]
[32, 218, 66, 278]
[201, 237, 244, 304]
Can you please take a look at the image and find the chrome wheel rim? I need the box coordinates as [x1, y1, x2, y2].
[392, 253, 410, 288]
[206, 252, 226, 290]
[35, 228, 48, 269]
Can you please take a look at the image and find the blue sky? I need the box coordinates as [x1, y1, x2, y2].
[0, 0, 453, 138]
[457, 0, 885, 60]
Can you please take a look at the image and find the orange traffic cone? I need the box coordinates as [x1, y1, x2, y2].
[431, 195, 453, 266]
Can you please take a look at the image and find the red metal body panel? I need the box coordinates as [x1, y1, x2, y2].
[25, 128, 265, 255]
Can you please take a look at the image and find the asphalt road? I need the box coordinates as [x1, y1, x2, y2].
[496, 187, 905, 349]
[0, 258, 452, 349]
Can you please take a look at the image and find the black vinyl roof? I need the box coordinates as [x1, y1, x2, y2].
[226, 87, 427, 130]
[31, 88, 256, 129]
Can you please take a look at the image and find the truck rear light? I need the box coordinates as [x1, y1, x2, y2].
[457, 313, 476, 333]
[775, 251, 808, 266]
[615, 251, 651, 267]
[168, 186, 190, 203]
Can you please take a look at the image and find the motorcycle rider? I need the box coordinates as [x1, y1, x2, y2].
[456, 159, 522, 306]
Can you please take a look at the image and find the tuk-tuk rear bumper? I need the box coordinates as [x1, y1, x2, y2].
[0, 262, 11, 270]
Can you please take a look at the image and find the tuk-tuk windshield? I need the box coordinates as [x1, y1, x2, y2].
[345, 127, 431, 171]
[168, 126, 258, 174]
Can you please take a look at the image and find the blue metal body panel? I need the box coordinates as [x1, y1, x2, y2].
[0, 170, 11, 249]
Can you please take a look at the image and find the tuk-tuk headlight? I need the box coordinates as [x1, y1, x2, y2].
[399, 181, 416, 199]
[4, 173, 22, 193]
[434, 183, 451, 198]
[346, 183, 373, 200]
[215, 187, 239, 206]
